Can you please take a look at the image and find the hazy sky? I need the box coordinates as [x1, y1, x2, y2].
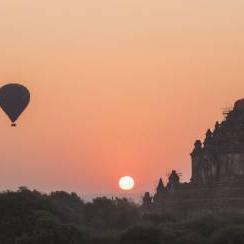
[0, 0, 244, 196]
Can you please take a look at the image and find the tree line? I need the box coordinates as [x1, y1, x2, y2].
[0, 187, 244, 243]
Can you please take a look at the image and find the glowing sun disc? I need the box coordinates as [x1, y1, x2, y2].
[119, 176, 135, 191]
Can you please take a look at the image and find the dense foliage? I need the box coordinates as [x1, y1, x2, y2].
[1, 187, 244, 243]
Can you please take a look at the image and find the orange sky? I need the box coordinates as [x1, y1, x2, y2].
[0, 0, 244, 196]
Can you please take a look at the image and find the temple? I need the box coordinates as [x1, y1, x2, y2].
[143, 99, 244, 214]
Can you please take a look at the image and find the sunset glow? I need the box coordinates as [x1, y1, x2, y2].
[0, 0, 243, 195]
[119, 176, 135, 191]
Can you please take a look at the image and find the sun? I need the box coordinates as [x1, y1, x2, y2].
[119, 176, 135, 191]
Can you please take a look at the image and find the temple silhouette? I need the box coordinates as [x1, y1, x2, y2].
[143, 99, 244, 214]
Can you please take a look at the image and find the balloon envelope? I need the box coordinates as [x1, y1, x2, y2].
[0, 84, 30, 125]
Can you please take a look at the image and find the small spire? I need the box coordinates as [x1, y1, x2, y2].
[156, 178, 165, 193]
[194, 140, 202, 148]
[142, 192, 152, 206]
[206, 129, 212, 138]
[204, 129, 213, 147]
[167, 170, 180, 191]
[215, 121, 219, 129]
[191, 140, 202, 156]
[153, 178, 165, 203]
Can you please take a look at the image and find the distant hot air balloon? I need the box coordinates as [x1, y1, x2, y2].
[0, 84, 30, 126]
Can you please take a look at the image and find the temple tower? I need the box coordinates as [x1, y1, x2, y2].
[191, 99, 244, 185]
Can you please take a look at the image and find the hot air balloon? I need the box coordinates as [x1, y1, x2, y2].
[0, 84, 30, 126]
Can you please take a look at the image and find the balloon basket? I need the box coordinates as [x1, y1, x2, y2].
[11, 123, 16, 127]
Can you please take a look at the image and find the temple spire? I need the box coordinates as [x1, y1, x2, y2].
[156, 178, 165, 193]
[153, 178, 165, 204]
